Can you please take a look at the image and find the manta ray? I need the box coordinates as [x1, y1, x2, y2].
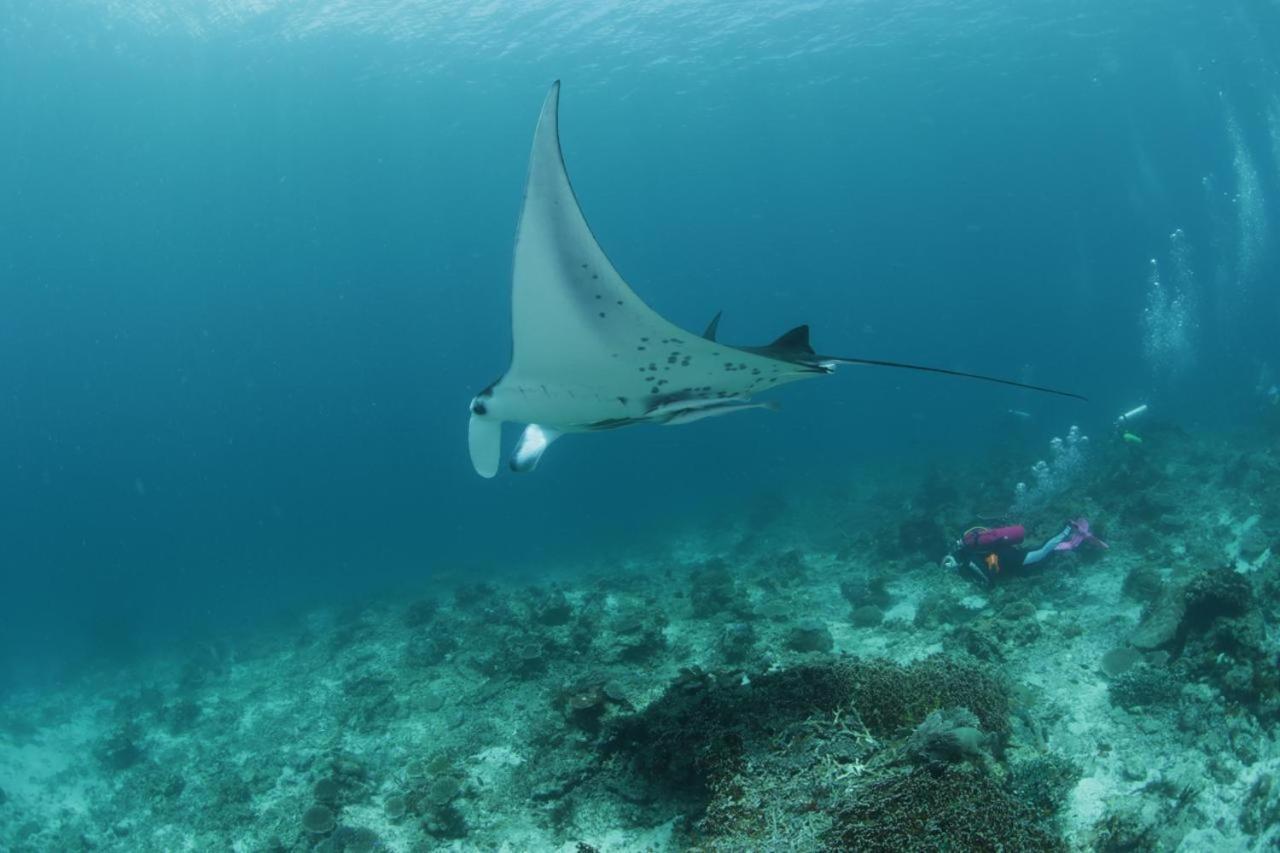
[467, 82, 1083, 477]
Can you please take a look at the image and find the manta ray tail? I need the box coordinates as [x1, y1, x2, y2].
[746, 322, 1084, 399]
[823, 355, 1087, 400]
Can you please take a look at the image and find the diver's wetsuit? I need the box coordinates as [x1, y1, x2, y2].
[950, 526, 1071, 585]
[954, 542, 1028, 585]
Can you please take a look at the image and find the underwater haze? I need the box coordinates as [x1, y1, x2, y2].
[3, 0, 1274, 684]
[2, 1, 1280, 850]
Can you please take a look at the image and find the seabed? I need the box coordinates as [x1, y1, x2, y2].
[2, 424, 1278, 851]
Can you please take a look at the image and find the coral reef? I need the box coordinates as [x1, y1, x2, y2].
[1127, 563, 1278, 718]
[830, 765, 1065, 852]
[2, 425, 1279, 850]
[1099, 646, 1142, 678]
[597, 655, 1015, 848]
[1108, 663, 1184, 709]
[1009, 751, 1083, 822]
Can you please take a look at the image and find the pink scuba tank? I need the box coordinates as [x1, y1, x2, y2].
[962, 525, 1025, 550]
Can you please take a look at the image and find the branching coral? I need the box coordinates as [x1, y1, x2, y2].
[1010, 751, 1083, 822]
[828, 764, 1065, 852]
[846, 655, 1012, 740]
[1108, 663, 1183, 709]
[603, 653, 1015, 846]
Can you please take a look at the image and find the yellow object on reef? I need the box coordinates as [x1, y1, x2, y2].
[1123, 432, 1143, 444]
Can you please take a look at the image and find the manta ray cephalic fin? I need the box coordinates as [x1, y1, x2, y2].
[468, 412, 502, 478]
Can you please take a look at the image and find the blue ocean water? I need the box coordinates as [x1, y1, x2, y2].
[1, 0, 1277, 689]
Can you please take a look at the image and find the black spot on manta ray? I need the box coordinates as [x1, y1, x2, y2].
[595, 294, 602, 299]
[617, 396, 628, 405]
[599, 312, 606, 318]
[592, 274, 599, 280]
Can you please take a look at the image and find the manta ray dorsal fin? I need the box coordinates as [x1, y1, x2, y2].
[506, 82, 691, 388]
[703, 311, 723, 341]
[767, 324, 816, 356]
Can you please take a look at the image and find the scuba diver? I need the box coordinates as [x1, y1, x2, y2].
[941, 519, 1107, 586]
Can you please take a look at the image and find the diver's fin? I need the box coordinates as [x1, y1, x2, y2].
[469, 414, 503, 478]
[703, 311, 723, 341]
[510, 424, 563, 473]
[822, 355, 1087, 401]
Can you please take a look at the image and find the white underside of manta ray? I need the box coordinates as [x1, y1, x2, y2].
[467, 82, 1084, 477]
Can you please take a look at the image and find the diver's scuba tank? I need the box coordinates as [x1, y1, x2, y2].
[961, 525, 1025, 551]
[1115, 404, 1149, 446]
[1115, 404, 1148, 427]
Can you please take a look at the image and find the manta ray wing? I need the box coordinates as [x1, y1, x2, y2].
[478, 83, 816, 435]
[506, 81, 692, 391]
